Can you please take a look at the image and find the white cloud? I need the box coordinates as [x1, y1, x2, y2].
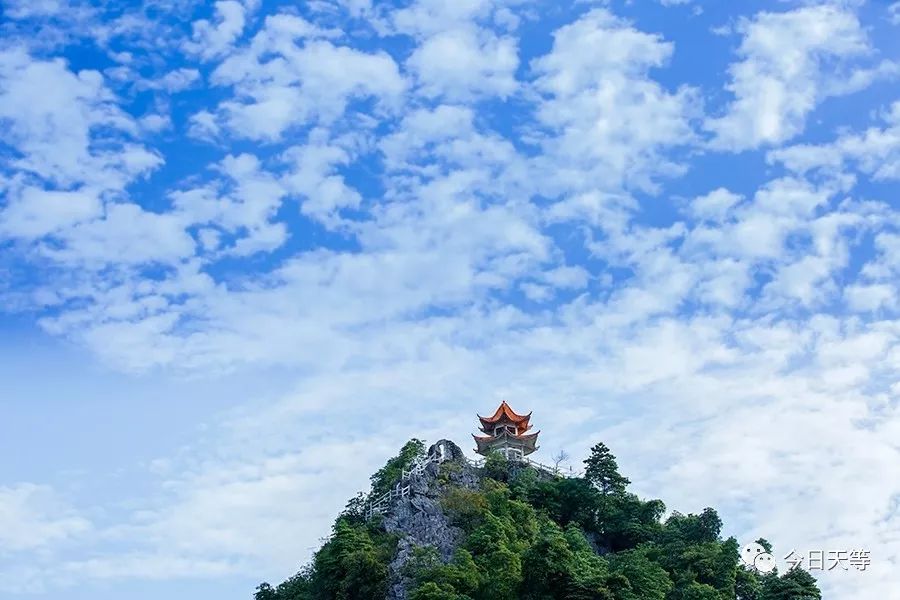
[682, 177, 888, 311]
[44, 203, 196, 266]
[60, 554, 236, 581]
[139, 113, 172, 133]
[184, 0, 259, 60]
[706, 5, 886, 150]
[861, 232, 900, 280]
[187, 109, 220, 140]
[36, 166, 551, 373]
[406, 26, 518, 100]
[0, 484, 90, 554]
[0, 48, 159, 188]
[0, 187, 101, 239]
[392, 0, 498, 36]
[3, 0, 64, 19]
[769, 101, 900, 181]
[890, 2, 900, 25]
[0, 48, 183, 278]
[531, 9, 699, 194]
[170, 153, 288, 256]
[393, 0, 522, 100]
[137, 68, 201, 92]
[379, 104, 476, 168]
[845, 283, 896, 312]
[209, 15, 405, 140]
[1, 0, 65, 19]
[689, 187, 742, 222]
[281, 133, 362, 223]
[685, 177, 835, 261]
[541, 265, 589, 289]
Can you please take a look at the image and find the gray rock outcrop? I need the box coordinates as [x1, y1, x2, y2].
[382, 440, 480, 600]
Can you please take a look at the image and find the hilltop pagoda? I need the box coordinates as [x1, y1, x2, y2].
[473, 401, 539, 461]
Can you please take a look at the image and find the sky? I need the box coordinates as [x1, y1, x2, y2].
[0, 0, 899, 598]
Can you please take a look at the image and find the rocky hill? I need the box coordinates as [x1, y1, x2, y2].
[253, 439, 822, 600]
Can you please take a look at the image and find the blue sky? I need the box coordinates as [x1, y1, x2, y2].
[1, 0, 899, 597]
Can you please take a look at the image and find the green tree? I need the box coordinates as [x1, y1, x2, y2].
[760, 568, 821, 600]
[409, 582, 472, 600]
[520, 519, 577, 599]
[441, 487, 488, 530]
[648, 508, 740, 599]
[595, 493, 665, 551]
[735, 567, 762, 600]
[660, 508, 723, 545]
[255, 583, 278, 600]
[273, 570, 313, 600]
[309, 518, 397, 599]
[527, 477, 602, 530]
[671, 581, 721, 600]
[341, 491, 367, 523]
[607, 548, 673, 600]
[406, 546, 480, 600]
[583, 443, 630, 495]
[477, 546, 521, 600]
[482, 450, 511, 482]
[564, 523, 614, 599]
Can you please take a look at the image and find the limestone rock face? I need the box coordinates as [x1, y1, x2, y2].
[382, 440, 480, 600]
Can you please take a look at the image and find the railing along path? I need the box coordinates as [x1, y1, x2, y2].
[363, 447, 578, 520]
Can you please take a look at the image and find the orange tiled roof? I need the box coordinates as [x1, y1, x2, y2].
[478, 400, 532, 426]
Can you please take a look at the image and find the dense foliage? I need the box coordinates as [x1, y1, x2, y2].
[255, 442, 822, 600]
[255, 518, 398, 600]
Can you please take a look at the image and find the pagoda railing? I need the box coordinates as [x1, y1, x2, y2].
[465, 455, 580, 477]
[522, 457, 581, 477]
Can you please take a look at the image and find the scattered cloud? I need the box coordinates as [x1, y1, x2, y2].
[0, 47, 158, 189]
[184, 0, 260, 61]
[706, 5, 893, 150]
[208, 15, 405, 140]
[769, 100, 900, 181]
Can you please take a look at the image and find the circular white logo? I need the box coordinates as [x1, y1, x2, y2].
[754, 552, 776, 573]
[741, 542, 766, 568]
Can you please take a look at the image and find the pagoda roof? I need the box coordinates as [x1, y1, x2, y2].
[478, 401, 532, 428]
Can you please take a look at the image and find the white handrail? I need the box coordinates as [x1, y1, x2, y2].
[364, 450, 445, 519]
[363, 449, 580, 519]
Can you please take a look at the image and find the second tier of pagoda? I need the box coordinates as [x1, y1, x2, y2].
[472, 400, 540, 461]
